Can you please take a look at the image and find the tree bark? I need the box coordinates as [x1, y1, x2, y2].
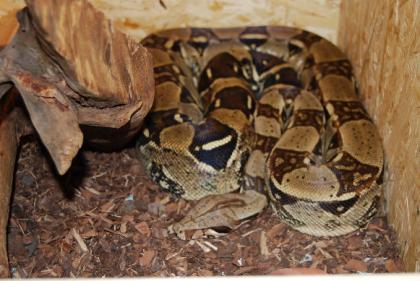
[0, 0, 155, 275]
[0, 90, 32, 277]
[0, 1, 154, 175]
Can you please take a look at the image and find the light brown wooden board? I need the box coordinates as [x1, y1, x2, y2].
[339, 0, 420, 272]
[0, 0, 21, 47]
[1, 0, 341, 43]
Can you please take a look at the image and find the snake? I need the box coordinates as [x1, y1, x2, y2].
[137, 26, 384, 236]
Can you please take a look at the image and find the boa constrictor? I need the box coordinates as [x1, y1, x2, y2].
[137, 26, 384, 236]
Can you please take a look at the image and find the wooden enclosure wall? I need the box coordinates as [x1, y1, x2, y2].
[338, 0, 419, 272]
[0, 0, 22, 46]
[2, 0, 340, 45]
[90, 0, 341, 43]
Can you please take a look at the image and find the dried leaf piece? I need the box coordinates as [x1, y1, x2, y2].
[168, 190, 267, 240]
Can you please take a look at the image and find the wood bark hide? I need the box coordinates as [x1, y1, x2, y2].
[0, 90, 32, 277]
[0, 0, 154, 175]
[0, 0, 154, 276]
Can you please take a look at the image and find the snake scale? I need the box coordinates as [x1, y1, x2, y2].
[137, 26, 384, 236]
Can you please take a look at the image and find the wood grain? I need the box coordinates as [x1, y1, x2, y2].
[339, 0, 419, 272]
[0, 0, 23, 47]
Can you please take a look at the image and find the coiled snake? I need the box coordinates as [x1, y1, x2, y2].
[137, 26, 384, 236]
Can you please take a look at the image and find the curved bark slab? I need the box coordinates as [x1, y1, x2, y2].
[0, 1, 154, 172]
[26, 0, 154, 108]
[0, 90, 32, 277]
[0, 11, 83, 175]
[0, 1, 154, 275]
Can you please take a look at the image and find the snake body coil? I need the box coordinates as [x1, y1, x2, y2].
[137, 26, 384, 236]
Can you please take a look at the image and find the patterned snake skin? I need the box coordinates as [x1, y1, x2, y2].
[137, 26, 384, 236]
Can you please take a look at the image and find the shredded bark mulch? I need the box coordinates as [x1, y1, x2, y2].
[8, 139, 404, 277]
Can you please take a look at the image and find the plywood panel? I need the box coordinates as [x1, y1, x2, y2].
[338, 0, 420, 272]
[0, 0, 341, 43]
[0, 0, 24, 46]
[90, 0, 341, 43]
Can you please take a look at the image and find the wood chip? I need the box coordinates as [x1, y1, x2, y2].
[367, 223, 387, 232]
[266, 223, 287, 240]
[347, 235, 363, 250]
[259, 231, 269, 256]
[316, 247, 333, 259]
[80, 230, 98, 239]
[241, 228, 261, 237]
[314, 241, 329, 248]
[103, 228, 129, 238]
[138, 250, 155, 267]
[100, 201, 115, 213]
[164, 202, 178, 215]
[8, 141, 405, 276]
[202, 241, 218, 251]
[85, 211, 115, 225]
[134, 222, 150, 237]
[344, 259, 368, 272]
[195, 240, 212, 253]
[197, 268, 213, 276]
[234, 266, 256, 275]
[121, 214, 134, 223]
[159, 195, 171, 205]
[120, 222, 127, 233]
[269, 267, 327, 275]
[165, 251, 180, 261]
[83, 187, 101, 195]
[385, 259, 401, 272]
[71, 228, 88, 253]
